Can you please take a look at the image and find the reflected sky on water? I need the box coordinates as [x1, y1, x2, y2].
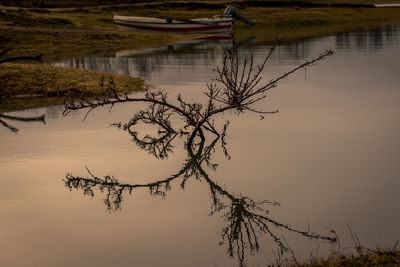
[1, 24, 400, 266]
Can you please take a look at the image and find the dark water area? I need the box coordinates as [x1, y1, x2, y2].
[1, 25, 400, 266]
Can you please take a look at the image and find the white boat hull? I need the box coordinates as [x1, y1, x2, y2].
[114, 15, 233, 34]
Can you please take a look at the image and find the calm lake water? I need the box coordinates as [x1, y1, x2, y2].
[1, 25, 400, 266]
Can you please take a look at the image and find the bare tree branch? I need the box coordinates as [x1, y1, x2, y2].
[62, 44, 336, 266]
[64, 45, 333, 148]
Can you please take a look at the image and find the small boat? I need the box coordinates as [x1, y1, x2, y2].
[114, 6, 254, 34]
[114, 15, 234, 34]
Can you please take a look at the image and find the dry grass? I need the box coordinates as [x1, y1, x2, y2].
[0, 63, 145, 97]
[269, 247, 400, 266]
[234, 6, 400, 43]
[268, 228, 400, 267]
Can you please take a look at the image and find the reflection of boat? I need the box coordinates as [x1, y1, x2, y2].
[114, 6, 255, 34]
[115, 34, 234, 57]
[52, 32, 256, 81]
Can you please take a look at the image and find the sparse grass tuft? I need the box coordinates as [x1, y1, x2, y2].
[268, 247, 400, 266]
[269, 228, 400, 267]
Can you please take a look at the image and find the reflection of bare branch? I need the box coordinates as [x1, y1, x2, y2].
[0, 48, 12, 58]
[64, 136, 337, 264]
[64, 136, 222, 210]
[0, 47, 42, 64]
[115, 100, 181, 159]
[0, 113, 45, 133]
[0, 113, 45, 122]
[0, 119, 18, 133]
[63, 45, 336, 265]
[64, 46, 333, 147]
[65, 157, 195, 211]
[186, 136, 337, 266]
[131, 131, 177, 159]
[218, 196, 336, 265]
[125, 100, 177, 134]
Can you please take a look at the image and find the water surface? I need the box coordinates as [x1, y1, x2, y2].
[1, 25, 400, 266]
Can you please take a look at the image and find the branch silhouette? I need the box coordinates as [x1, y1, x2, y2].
[64, 45, 333, 147]
[63, 45, 335, 265]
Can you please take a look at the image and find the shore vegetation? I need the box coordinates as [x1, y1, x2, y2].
[0, 63, 144, 112]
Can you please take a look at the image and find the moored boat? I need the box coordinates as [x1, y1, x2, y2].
[114, 15, 234, 34]
[114, 6, 255, 34]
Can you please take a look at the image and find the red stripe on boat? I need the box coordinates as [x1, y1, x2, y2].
[115, 21, 232, 32]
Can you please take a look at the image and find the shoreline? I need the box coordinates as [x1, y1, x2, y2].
[1, 2, 400, 60]
[1, 1, 400, 112]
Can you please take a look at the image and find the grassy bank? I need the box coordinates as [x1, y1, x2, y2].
[0, 63, 144, 112]
[0, 63, 144, 97]
[234, 6, 400, 42]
